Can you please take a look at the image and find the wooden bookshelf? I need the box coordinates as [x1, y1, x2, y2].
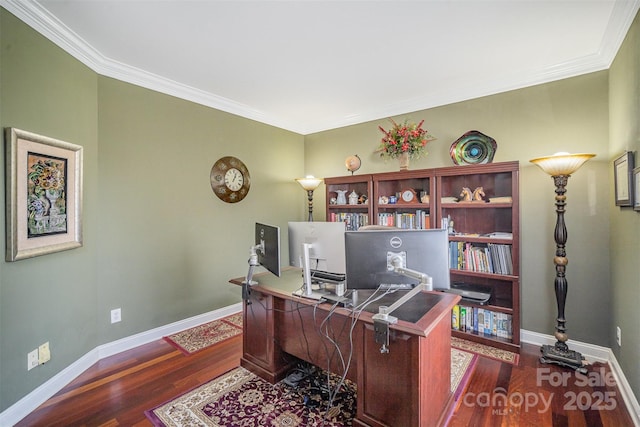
[325, 161, 520, 351]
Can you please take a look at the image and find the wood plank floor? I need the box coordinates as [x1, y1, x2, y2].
[15, 337, 635, 426]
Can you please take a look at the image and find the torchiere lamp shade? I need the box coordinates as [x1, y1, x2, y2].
[530, 152, 595, 176]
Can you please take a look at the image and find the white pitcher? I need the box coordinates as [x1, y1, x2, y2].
[335, 190, 347, 205]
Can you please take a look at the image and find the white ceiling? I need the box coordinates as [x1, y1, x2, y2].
[3, 0, 639, 134]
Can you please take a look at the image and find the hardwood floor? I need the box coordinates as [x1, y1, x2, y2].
[15, 337, 635, 426]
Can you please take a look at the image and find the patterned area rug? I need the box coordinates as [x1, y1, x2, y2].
[163, 313, 243, 355]
[451, 336, 520, 365]
[146, 349, 476, 427]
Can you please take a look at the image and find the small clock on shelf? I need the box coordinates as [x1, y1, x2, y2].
[398, 188, 417, 204]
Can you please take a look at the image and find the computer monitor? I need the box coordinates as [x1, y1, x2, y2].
[242, 223, 281, 302]
[288, 221, 346, 275]
[288, 221, 346, 300]
[255, 222, 281, 278]
[345, 228, 451, 291]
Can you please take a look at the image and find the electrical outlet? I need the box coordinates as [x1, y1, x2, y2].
[616, 326, 621, 346]
[27, 349, 39, 371]
[39, 342, 51, 364]
[111, 308, 122, 324]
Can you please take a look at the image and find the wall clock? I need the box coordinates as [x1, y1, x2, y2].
[210, 156, 251, 203]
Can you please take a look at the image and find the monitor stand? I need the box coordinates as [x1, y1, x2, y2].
[292, 288, 326, 301]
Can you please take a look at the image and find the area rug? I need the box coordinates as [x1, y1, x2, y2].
[163, 313, 243, 355]
[145, 348, 476, 427]
[451, 336, 519, 365]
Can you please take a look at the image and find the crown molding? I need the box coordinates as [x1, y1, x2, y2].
[2, 0, 639, 135]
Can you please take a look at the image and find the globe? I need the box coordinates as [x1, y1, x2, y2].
[345, 155, 361, 173]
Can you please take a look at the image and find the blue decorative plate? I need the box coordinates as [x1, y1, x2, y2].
[450, 130, 497, 165]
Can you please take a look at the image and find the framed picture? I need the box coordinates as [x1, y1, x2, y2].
[613, 151, 634, 207]
[634, 167, 640, 211]
[5, 128, 83, 261]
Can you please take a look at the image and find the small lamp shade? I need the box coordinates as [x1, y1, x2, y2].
[529, 152, 595, 176]
[296, 176, 323, 191]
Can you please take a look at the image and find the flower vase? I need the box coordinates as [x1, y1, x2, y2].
[398, 152, 410, 171]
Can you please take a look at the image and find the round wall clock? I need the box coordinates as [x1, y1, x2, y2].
[210, 156, 251, 203]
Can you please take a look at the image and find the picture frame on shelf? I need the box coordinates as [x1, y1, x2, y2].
[634, 166, 640, 211]
[614, 151, 634, 207]
[5, 128, 83, 261]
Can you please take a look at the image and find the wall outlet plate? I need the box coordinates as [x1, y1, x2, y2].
[27, 349, 39, 371]
[38, 342, 51, 364]
[111, 308, 122, 324]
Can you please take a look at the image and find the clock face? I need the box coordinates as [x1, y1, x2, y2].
[224, 168, 244, 191]
[210, 157, 251, 203]
[402, 190, 415, 202]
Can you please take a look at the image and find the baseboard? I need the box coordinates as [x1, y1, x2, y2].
[608, 351, 640, 426]
[0, 303, 242, 427]
[521, 329, 640, 426]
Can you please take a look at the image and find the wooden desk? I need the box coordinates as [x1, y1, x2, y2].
[230, 268, 460, 427]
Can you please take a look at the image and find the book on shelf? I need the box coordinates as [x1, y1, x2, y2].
[487, 232, 513, 239]
[488, 196, 512, 203]
[452, 304, 513, 339]
[329, 212, 369, 230]
[377, 210, 429, 229]
[449, 241, 513, 275]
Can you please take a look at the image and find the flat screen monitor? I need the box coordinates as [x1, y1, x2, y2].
[345, 228, 450, 290]
[288, 221, 346, 275]
[255, 222, 281, 277]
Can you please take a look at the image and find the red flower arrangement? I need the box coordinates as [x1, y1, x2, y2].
[377, 118, 436, 160]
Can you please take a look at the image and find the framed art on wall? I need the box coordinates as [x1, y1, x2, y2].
[5, 128, 83, 261]
[634, 166, 640, 211]
[613, 151, 634, 207]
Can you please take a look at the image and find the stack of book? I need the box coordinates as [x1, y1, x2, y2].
[449, 242, 513, 275]
[451, 304, 513, 339]
[328, 212, 369, 230]
[377, 210, 430, 229]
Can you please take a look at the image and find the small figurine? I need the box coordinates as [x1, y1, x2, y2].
[378, 196, 389, 205]
[460, 187, 473, 202]
[472, 186, 485, 202]
[358, 194, 368, 204]
[348, 190, 359, 205]
[460, 186, 485, 202]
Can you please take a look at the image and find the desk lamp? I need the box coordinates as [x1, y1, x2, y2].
[296, 176, 323, 221]
[530, 152, 594, 374]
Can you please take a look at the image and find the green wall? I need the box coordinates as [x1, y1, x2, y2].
[609, 9, 640, 402]
[0, 9, 305, 411]
[2, 4, 639, 416]
[0, 9, 100, 411]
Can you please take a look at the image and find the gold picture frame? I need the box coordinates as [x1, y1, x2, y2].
[5, 128, 83, 261]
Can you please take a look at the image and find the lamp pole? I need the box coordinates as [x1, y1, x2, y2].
[530, 153, 594, 374]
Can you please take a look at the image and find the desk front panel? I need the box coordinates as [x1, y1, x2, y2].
[278, 299, 359, 382]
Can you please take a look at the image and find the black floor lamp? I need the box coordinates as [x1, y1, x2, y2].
[295, 176, 323, 221]
[530, 152, 595, 374]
